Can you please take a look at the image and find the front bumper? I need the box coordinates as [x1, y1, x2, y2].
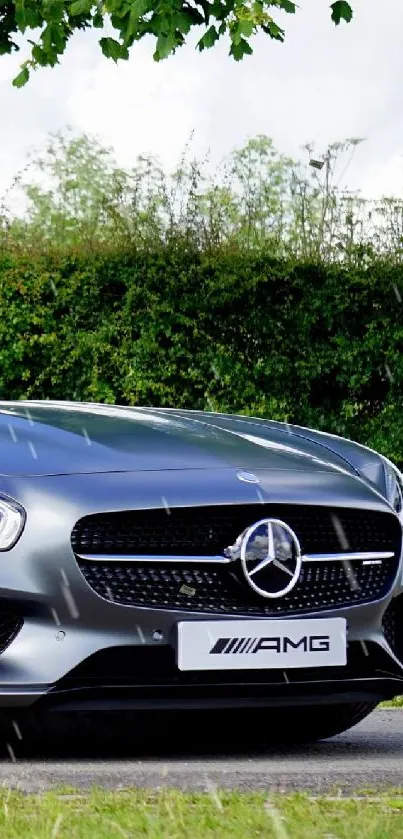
[0, 593, 403, 710]
[0, 469, 401, 710]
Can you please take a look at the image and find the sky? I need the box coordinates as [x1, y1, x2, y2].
[1, 0, 403, 208]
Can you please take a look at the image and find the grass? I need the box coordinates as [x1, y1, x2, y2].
[380, 697, 403, 708]
[1, 789, 403, 838]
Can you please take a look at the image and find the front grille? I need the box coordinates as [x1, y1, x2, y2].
[78, 555, 398, 615]
[0, 611, 23, 654]
[71, 504, 399, 556]
[73, 504, 402, 616]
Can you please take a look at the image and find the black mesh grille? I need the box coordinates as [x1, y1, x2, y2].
[72, 504, 399, 556]
[78, 556, 398, 615]
[73, 504, 401, 615]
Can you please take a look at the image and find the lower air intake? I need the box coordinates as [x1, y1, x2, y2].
[0, 611, 23, 654]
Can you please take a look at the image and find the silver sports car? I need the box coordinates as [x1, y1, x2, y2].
[0, 400, 402, 742]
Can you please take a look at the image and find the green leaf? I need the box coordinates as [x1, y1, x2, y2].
[42, 22, 65, 53]
[93, 10, 104, 27]
[237, 19, 254, 38]
[123, 0, 149, 43]
[23, 8, 43, 28]
[14, 1, 27, 30]
[330, 1, 353, 25]
[99, 36, 129, 60]
[210, 1, 228, 21]
[131, 0, 150, 15]
[196, 0, 211, 23]
[12, 66, 29, 88]
[174, 12, 194, 34]
[197, 24, 219, 50]
[262, 19, 285, 41]
[69, 0, 93, 15]
[279, 0, 296, 12]
[32, 42, 54, 65]
[42, 1, 65, 23]
[229, 37, 253, 60]
[154, 31, 178, 61]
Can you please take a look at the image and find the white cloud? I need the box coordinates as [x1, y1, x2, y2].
[1, 0, 403, 201]
[360, 153, 403, 198]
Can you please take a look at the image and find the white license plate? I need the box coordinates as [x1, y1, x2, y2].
[177, 618, 346, 671]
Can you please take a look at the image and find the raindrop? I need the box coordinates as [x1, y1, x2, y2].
[60, 569, 69, 587]
[27, 441, 37, 460]
[82, 427, 91, 446]
[136, 624, 146, 644]
[50, 814, 63, 839]
[24, 409, 34, 426]
[11, 721, 22, 741]
[341, 558, 360, 591]
[50, 608, 61, 627]
[61, 585, 79, 619]
[331, 514, 350, 551]
[264, 798, 289, 839]
[161, 496, 171, 515]
[205, 776, 223, 812]
[393, 283, 402, 304]
[385, 363, 394, 384]
[6, 744, 16, 763]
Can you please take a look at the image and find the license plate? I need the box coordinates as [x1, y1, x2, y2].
[177, 618, 346, 671]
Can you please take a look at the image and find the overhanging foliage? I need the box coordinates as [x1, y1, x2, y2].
[0, 1, 354, 87]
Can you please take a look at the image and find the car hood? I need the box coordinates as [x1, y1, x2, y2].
[0, 401, 370, 480]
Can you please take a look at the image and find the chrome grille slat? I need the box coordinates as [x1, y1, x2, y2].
[77, 551, 394, 564]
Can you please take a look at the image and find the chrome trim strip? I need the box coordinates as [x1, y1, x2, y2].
[302, 551, 394, 563]
[77, 550, 394, 564]
[77, 554, 232, 564]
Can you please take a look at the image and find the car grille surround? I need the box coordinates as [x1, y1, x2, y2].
[72, 504, 402, 616]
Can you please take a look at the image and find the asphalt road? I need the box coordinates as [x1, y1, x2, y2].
[0, 708, 401, 793]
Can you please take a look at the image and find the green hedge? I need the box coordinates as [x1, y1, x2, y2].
[1, 247, 402, 463]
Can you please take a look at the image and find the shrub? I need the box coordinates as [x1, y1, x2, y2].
[0, 246, 402, 463]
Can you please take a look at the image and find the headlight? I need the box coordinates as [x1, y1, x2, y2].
[0, 498, 25, 550]
[383, 458, 403, 521]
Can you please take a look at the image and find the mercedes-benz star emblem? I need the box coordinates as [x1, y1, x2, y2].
[236, 471, 261, 484]
[226, 518, 302, 599]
